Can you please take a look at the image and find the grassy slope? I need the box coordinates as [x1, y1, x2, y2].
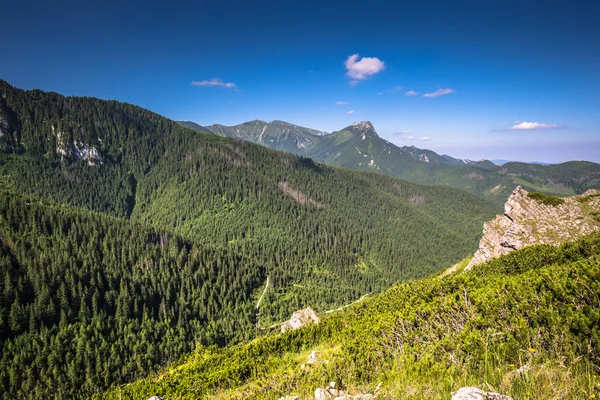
[101, 233, 600, 400]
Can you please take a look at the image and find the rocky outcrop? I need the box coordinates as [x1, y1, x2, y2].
[451, 387, 512, 400]
[281, 307, 320, 332]
[52, 125, 102, 165]
[466, 186, 600, 270]
[314, 382, 379, 400]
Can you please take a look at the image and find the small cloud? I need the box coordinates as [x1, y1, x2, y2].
[405, 136, 414, 140]
[345, 54, 385, 84]
[346, 110, 354, 115]
[405, 90, 419, 96]
[509, 121, 560, 130]
[335, 101, 350, 105]
[191, 78, 237, 89]
[422, 136, 431, 141]
[393, 130, 413, 135]
[392, 86, 402, 92]
[423, 88, 454, 98]
[377, 92, 384, 96]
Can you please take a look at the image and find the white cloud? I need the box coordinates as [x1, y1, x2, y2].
[392, 86, 402, 92]
[422, 136, 431, 141]
[405, 90, 418, 96]
[335, 101, 350, 105]
[510, 121, 560, 130]
[345, 54, 385, 83]
[404, 136, 413, 140]
[347, 110, 354, 115]
[394, 130, 413, 134]
[423, 88, 454, 98]
[377, 92, 384, 96]
[191, 78, 237, 88]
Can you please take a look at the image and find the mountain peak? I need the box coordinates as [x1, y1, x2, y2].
[347, 121, 379, 139]
[351, 121, 374, 129]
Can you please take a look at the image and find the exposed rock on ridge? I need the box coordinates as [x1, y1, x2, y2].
[281, 307, 320, 332]
[466, 186, 600, 270]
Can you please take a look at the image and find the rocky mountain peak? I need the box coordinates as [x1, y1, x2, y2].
[466, 186, 600, 270]
[347, 121, 379, 139]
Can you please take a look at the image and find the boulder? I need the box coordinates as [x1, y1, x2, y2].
[307, 350, 320, 364]
[451, 387, 512, 400]
[281, 307, 320, 332]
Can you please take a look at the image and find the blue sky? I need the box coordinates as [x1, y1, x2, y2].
[2, 0, 599, 162]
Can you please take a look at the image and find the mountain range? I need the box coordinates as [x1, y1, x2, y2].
[180, 119, 600, 205]
[0, 80, 497, 398]
[1, 79, 599, 399]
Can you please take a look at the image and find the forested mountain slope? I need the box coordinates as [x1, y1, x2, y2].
[187, 119, 600, 205]
[0, 80, 498, 398]
[101, 232, 600, 400]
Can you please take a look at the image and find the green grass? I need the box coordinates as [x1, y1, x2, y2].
[99, 233, 600, 400]
[511, 177, 576, 196]
[527, 191, 566, 206]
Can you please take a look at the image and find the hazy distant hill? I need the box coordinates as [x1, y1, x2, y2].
[185, 119, 600, 204]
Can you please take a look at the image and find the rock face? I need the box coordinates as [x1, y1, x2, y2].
[451, 387, 512, 400]
[466, 186, 600, 270]
[281, 307, 320, 332]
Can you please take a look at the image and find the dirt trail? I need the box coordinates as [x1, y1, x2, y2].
[256, 275, 269, 309]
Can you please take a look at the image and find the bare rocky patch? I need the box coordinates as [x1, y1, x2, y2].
[279, 182, 322, 207]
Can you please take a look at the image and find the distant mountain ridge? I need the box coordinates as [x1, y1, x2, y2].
[180, 119, 600, 204]
[201, 119, 329, 154]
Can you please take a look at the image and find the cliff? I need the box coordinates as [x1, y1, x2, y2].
[466, 186, 600, 269]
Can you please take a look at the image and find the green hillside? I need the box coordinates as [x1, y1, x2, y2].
[0, 81, 499, 398]
[100, 233, 600, 400]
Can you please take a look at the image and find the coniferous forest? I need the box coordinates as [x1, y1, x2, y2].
[0, 80, 499, 398]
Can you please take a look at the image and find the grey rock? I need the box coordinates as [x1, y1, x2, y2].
[307, 350, 320, 364]
[281, 307, 320, 332]
[466, 186, 600, 270]
[451, 387, 512, 400]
